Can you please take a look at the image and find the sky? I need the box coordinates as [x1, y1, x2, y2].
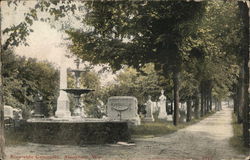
[1, 1, 116, 86]
[2, 1, 74, 67]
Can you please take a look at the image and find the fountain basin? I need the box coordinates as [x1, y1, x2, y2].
[62, 88, 94, 95]
[23, 118, 130, 145]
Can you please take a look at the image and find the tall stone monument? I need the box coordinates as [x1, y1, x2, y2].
[55, 62, 71, 118]
[158, 89, 168, 119]
[143, 95, 155, 122]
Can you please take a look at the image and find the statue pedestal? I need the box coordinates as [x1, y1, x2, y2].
[158, 110, 168, 119]
[158, 101, 168, 119]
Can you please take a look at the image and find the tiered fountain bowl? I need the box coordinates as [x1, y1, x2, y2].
[62, 88, 94, 96]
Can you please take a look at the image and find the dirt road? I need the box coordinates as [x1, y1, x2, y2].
[5, 107, 249, 160]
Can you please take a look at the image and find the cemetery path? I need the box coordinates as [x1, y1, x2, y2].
[5, 107, 249, 160]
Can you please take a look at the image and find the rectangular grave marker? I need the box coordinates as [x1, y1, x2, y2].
[107, 96, 141, 125]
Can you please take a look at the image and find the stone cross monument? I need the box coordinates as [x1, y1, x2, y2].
[55, 62, 71, 118]
[158, 89, 168, 119]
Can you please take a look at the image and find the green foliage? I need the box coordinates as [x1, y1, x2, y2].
[65, 1, 206, 74]
[2, 49, 59, 118]
[179, 1, 241, 101]
[100, 63, 172, 105]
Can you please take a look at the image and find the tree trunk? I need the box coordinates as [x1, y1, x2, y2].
[171, 100, 173, 115]
[186, 99, 192, 122]
[173, 70, 180, 126]
[237, 64, 244, 123]
[233, 84, 238, 114]
[205, 83, 208, 114]
[194, 90, 200, 119]
[218, 100, 222, 111]
[200, 82, 204, 117]
[208, 86, 212, 112]
[238, 1, 250, 147]
[204, 89, 208, 114]
[0, 1, 5, 159]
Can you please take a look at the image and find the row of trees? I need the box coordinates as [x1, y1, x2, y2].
[66, 1, 239, 122]
[65, 1, 249, 146]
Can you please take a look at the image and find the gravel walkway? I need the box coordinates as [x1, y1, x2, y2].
[5, 107, 249, 160]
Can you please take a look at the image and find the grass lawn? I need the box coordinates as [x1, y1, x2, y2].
[229, 113, 249, 154]
[130, 111, 215, 138]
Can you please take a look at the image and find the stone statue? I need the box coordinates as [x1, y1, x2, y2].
[158, 89, 168, 119]
[143, 95, 155, 122]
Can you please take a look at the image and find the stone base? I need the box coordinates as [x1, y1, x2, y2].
[109, 117, 141, 126]
[56, 90, 71, 118]
[32, 114, 45, 118]
[24, 121, 130, 145]
[158, 112, 168, 119]
[166, 115, 173, 122]
[55, 110, 71, 118]
[129, 118, 141, 125]
[142, 116, 155, 122]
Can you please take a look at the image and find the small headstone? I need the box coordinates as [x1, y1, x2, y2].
[32, 93, 45, 118]
[143, 95, 155, 122]
[107, 96, 141, 125]
[4, 105, 14, 119]
[158, 90, 168, 119]
[167, 114, 173, 122]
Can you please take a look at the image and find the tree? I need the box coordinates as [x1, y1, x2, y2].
[0, 1, 5, 159]
[102, 63, 169, 104]
[66, 1, 206, 125]
[238, 1, 249, 147]
[1, 49, 59, 117]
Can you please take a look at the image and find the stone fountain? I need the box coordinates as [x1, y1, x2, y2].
[25, 57, 130, 145]
[56, 58, 94, 119]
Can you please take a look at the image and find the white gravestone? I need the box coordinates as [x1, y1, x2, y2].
[107, 96, 141, 125]
[55, 62, 71, 118]
[158, 90, 168, 119]
[143, 96, 155, 122]
[179, 102, 187, 122]
[4, 105, 14, 119]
